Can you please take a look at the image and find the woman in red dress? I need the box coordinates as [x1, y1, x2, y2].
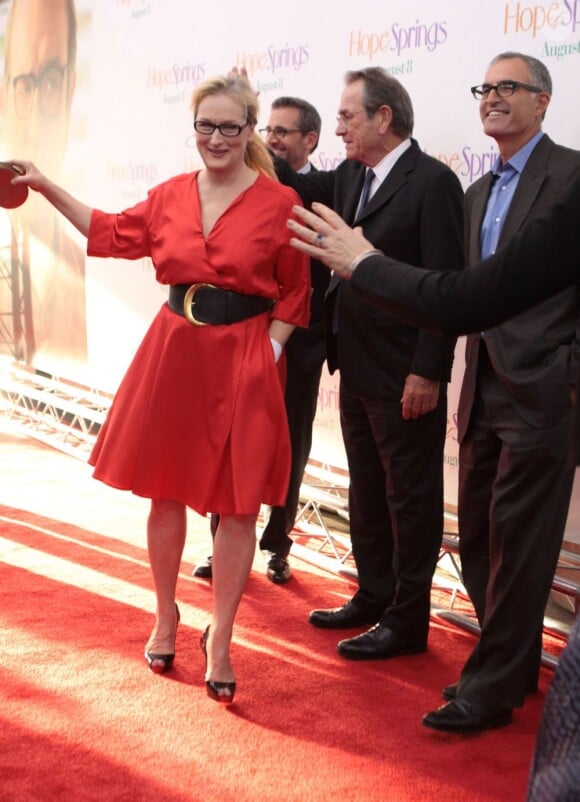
[12, 74, 310, 704]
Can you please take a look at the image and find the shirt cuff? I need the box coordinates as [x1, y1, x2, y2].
[348, 248, 383, 277]
[270, 338, 283, 363]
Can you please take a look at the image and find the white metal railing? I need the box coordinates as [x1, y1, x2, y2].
[0, 359, 111, 460]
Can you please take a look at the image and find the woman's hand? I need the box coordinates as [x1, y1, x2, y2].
[7, 160, 47, 192]
[5, 160, 93, 237]
[287, 202, 378, 279]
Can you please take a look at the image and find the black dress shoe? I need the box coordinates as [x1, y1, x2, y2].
[308, 601, 379, 630]
[442, 682, 458, 700]
[422, 698, 513, 733]
[337, 624, 427, 660]
[192, 556, 212, 579]
[266, 554, 291, 584]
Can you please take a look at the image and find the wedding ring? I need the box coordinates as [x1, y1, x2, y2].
[315, 232, 325, 246]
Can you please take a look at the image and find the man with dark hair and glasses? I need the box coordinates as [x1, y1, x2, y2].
[421, 52, 580, 733]
[260, 96, 321, 173]
[193, 96, 328, 585]
[275, 68, 463, 663]
[0, 0, 85, 370]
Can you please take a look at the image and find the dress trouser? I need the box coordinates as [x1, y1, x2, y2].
[260, 344, 324, 556]
[457, 346, 576, 710]
[339, 384, 447, 641]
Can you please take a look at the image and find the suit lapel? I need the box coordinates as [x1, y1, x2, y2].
[498, 135, 552, 246]
[354, 143, 418, 225]
[355, 169, 406, 224]
[327, 164, 365, 293]
[344, 167, 366, 225]
[329, 144, 419, 293]
[469, 174, 494, 263]
[330, 146, 416, 292]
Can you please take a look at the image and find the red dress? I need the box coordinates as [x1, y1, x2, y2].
[87, 172, 310, 515]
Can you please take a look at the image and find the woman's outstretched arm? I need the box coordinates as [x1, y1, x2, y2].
[10, 160, 94, 237]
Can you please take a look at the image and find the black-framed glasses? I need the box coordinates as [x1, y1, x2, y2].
[193, 120, 248, 137]
[470, 80, 544, 100]
[12, 64, 67, 120]
[258, 126, 301, 138]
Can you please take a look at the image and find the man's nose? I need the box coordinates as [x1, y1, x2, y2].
[485, 87, 502, 102]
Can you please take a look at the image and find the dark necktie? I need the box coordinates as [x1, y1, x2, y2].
[359, 168, 375, 212]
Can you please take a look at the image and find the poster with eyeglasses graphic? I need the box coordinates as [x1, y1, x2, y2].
[0, 0, 87, 381]
[0, 0, 578, 537]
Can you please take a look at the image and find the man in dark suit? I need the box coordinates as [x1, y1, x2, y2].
[422, 53, 580, 733]
[279, 67, 464, 660]
[192, 96, 328, 584]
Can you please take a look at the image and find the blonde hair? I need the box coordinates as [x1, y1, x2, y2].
[191, 74, 276, 180]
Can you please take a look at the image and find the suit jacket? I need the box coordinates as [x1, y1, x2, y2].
[285, 162, 330, 373]
[280, 140, 464, 398]
[458, 135, 580, 439]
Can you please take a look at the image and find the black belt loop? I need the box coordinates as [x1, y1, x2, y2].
[168, 284, 274, 326]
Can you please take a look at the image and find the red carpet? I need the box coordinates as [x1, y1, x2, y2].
[0, 502, 562, 802]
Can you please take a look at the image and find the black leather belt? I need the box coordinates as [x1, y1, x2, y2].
[168, 283, 274, 326]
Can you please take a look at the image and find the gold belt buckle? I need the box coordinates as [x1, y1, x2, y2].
[183, 283, 217, 326]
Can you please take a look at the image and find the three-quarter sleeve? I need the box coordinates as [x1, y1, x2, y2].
[87, 198, 152, 260]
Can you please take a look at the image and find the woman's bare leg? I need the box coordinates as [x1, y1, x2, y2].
[205, 514, 257, 684]
[145, 499, 186, 665]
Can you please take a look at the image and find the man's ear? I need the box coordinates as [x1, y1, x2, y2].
[377, 104, 393, 135]
[304, 130, 319, 153]
[535, 91, 550, 121]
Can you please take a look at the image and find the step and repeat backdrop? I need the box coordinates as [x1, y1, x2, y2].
[0, 0, 579, 533]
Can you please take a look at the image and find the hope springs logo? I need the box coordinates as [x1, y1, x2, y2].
[503, 0, 580, 36]
[235, 43, 309, 75]
[147, 61, 206, 90]
[349, 18, 448, 60]
[424, 143, 499, 186]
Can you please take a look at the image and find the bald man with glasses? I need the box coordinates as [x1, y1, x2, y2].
[421, 51, 580, 734]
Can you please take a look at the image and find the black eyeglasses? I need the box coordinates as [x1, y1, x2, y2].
[470, 80, 544, 100]
[12, 64, 67, 120]
[194, 120, 248, 137]
[258, 126, 301, 138]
